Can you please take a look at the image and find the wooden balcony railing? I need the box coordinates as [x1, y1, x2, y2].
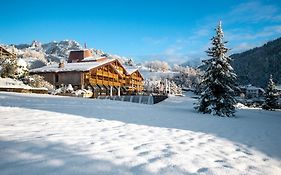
[89, 79, 121, 87]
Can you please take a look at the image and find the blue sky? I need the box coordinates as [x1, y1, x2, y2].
[1, 0, 281, 63]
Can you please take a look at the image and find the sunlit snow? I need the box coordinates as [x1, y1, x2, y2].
[0, 92, 280, 174]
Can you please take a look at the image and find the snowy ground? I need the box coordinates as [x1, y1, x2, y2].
[0, 92, 281, 175]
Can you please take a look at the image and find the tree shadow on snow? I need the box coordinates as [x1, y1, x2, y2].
[1, 92, 281, 160]
[0, 139, 156, 175]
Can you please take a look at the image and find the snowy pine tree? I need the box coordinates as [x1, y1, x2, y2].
[195, 21, 237, 117]
[262, 75, 278, 110]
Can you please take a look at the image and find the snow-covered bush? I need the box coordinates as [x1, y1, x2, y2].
[144, 78, 182, 95]
[66, 84, 74, 93]
[52, 84, 93, 97]
[24, 75, 54, 91]
[73, 89, 93, 97]
[15, 59, 28, 79]
[0, 51, 17, 78]
[1, 57, 30, 79]
[52, 84, 74, 94]
[171, 64, 202, 90]
[169, 81, 182, 95]
[21, 49, 45, 60]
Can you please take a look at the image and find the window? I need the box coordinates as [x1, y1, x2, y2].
[55, 74, 59, 83]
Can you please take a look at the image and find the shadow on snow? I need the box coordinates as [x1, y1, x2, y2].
[1, 92, 281, 160]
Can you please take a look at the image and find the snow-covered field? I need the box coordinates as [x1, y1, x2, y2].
[0, 92, 280, 175]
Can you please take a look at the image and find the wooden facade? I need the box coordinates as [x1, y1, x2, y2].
[125, 69, 144, 92]
[34, 72, 83, 88]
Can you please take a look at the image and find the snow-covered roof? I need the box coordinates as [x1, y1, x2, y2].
[80, 56, 97, 61]
[246, 86, 265, 93]
[126, 68, 138, 75]
[81, 56, 106, 62]
[30, 59, 115, 73]
[123, 65, 139, 74]
[246, 86, 260, 90]
[123, 65, 144, 79]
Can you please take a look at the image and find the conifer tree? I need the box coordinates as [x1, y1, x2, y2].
[0, 57, 17, 78]
[195, 21, 237, 117]
[262, 75, 278, 110]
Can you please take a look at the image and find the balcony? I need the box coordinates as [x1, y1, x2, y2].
[89, 78, 121, 87]
[96, 70, 118, 79]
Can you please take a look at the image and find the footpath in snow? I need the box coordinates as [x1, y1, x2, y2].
[0, 92, 280, 175]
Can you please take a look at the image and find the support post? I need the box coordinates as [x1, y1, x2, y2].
[118, 86, 121, 96]
[168, 81, 171, 94]
[110, 86, 113, 96]
[165, 79, 168, 94]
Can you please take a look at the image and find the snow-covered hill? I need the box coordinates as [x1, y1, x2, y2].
[0, 92, 280, 175]
[1, 40, 130, 69]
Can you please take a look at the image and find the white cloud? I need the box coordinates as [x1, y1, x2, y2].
[230, 42, 256, 53]
[226, 25, 281, 41]
[194, 28, 210, 37]
[227, 1, 279, 23]
[141, 37, 168, 45]
[274, 15, 281, 22]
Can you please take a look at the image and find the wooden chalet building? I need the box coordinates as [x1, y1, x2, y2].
[0, 46, 16, 61]
[30, 49, 144, 97]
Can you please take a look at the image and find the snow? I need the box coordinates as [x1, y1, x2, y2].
[81, 56, 106, 62]
[16, 58, 28, 68]
[140, 69, 177, 80]
[0, 92, 281, 175]
[123, 65, 144, 79]
[0, 78, 31, 89]
[126, 68, 138, 75]
[29, 59, 115, 73]
[0, 78, 47, 91]
[246, 85, 265, 92]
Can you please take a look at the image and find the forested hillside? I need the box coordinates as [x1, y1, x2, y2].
[231, 37, 281, 87]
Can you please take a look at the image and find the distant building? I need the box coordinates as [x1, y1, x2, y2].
[30, 49, 144, 97]
[239, 85, 265, 99]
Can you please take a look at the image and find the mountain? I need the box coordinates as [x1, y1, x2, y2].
[180, 57, 202, 68]
[42, 40, 82, 62]
[231, 37, 281, 87]
[2, 40, 129, 69]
